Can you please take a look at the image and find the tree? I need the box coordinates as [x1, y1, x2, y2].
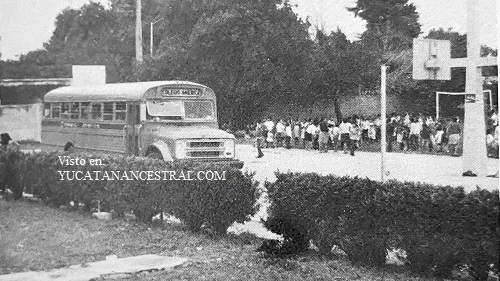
[132, 0, 313, 128]
[309, 28, 374, 121]
[346, 0, 446, 115]
[348, 0, 421, 56]
[348, 0, 422, 101]
[47, 2, 136, 82]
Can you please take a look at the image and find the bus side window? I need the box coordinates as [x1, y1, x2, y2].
[51, 103, 61, 118]
[44, 103, 51, 118]
[92, 103, 102, 120]
[103, 102, 114, 121]
[70, 103, 80, 119]
[81, 102, 91, 119]
[62, 103, 70, 119]
[135, 105, 141, 123]
[115, 102, 126, 121]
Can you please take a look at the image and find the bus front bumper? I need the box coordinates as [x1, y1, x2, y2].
[176, 159, 244, 169]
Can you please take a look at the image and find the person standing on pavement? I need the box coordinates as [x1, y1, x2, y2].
[409, 118, 421, 151]
[318, 118, 330, 153]
[349, 118, 361, 156]
[420, 123, 433, 152]
[292, 118, 301, 148]
[361, 117, 370, 143]
[446, 117, 461, 156]
[395, 121, 406, 151]
[305, 120, 318, 151]
[255, 121, 265, 158]
[329, 122, 340, 152]
[312, 118, 320, 150]
[339, 118, 351, 154]
[386, 118, 396, 152]
[433, 122, 444, 153]
[263, 117, 274, 148]
[285, 121, 292, 149]
[275, 119, 286, 148]
[300, 119, 309, 149]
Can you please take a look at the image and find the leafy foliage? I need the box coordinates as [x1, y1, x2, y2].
[7, 150, 260, 235]
[264, 172, 499, 279]
[1, 0, 497, 127]
[348, 0, 421, 54]
[169, 163, 260, 234]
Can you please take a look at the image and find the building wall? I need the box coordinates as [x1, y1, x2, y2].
[264, 93, 405, 121]
[0, 85, 59, 105]
[0, 103, 42, 142]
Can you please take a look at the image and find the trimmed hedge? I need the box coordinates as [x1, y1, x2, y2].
[264, 172, 499, 279]
[0, 148, 24, 199]
[4, 150, 260, 235]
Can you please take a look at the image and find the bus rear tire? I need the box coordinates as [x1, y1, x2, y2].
[147, 150, 163, 160]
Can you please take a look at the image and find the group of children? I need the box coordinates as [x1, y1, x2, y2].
[252, 111, 500, 158]
[254, 116, 373, 157]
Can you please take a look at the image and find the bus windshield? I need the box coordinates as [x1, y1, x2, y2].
[146, 100, 214, 121]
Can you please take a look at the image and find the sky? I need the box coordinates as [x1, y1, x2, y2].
[0, 0, 498, 61]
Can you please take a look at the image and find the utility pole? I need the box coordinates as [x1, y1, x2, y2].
[135, 0, 143, 63]
[150, 18, 162, 56]
[380, 65, 387, 182]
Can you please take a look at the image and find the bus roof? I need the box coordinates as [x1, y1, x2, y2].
[44, 81, 213, 102]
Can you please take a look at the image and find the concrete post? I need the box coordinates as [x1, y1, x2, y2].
[462, 0, 487, 176]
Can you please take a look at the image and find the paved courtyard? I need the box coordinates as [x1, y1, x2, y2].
[237, 144, 499, 192]
[228, 144, 499, 238]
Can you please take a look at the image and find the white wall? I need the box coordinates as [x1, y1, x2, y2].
[0, 103, 42, 142]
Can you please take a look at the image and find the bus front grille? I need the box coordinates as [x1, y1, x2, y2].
[188, 141, 223, 148]
[188, 151, 221, 158]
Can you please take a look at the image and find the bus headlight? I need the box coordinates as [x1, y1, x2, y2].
[224, 139, 234, 158]
[175, 141, 186, 159]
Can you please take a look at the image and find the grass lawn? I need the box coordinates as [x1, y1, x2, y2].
[0, 198, 442, 281]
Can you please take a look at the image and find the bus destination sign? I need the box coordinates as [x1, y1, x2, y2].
[161, 87, 202, 97]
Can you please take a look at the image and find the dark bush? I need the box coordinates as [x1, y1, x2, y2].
[261, 215, 310, 255]
[264, 172, 499, 278]
[0, 148, 24, 199]
[11, 151, 260, 235]
[170, 163, 260, 234]
[232, 130, 247, 139]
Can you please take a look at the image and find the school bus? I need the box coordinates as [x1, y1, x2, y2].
[42, 81, 243, 168]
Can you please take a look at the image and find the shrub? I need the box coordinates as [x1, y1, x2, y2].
[169, 163, 260, 234]
[0, 148, 24, 199]
[11, 151, 260, 236]
[264, 172, 499, 278]
[233, 130, 247, 139]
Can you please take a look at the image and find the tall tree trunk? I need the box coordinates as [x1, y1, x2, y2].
[334, 87, 343, 122]
[135, 0, 143, 63]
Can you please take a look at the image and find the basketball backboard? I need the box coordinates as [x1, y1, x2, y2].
[413, 39, 451, 80]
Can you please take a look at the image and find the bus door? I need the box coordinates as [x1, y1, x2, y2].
[125, 104, 140, 156]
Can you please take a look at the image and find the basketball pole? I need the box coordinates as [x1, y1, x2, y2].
[436, 93, 439, 120]
[381, 65, 387, 182]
